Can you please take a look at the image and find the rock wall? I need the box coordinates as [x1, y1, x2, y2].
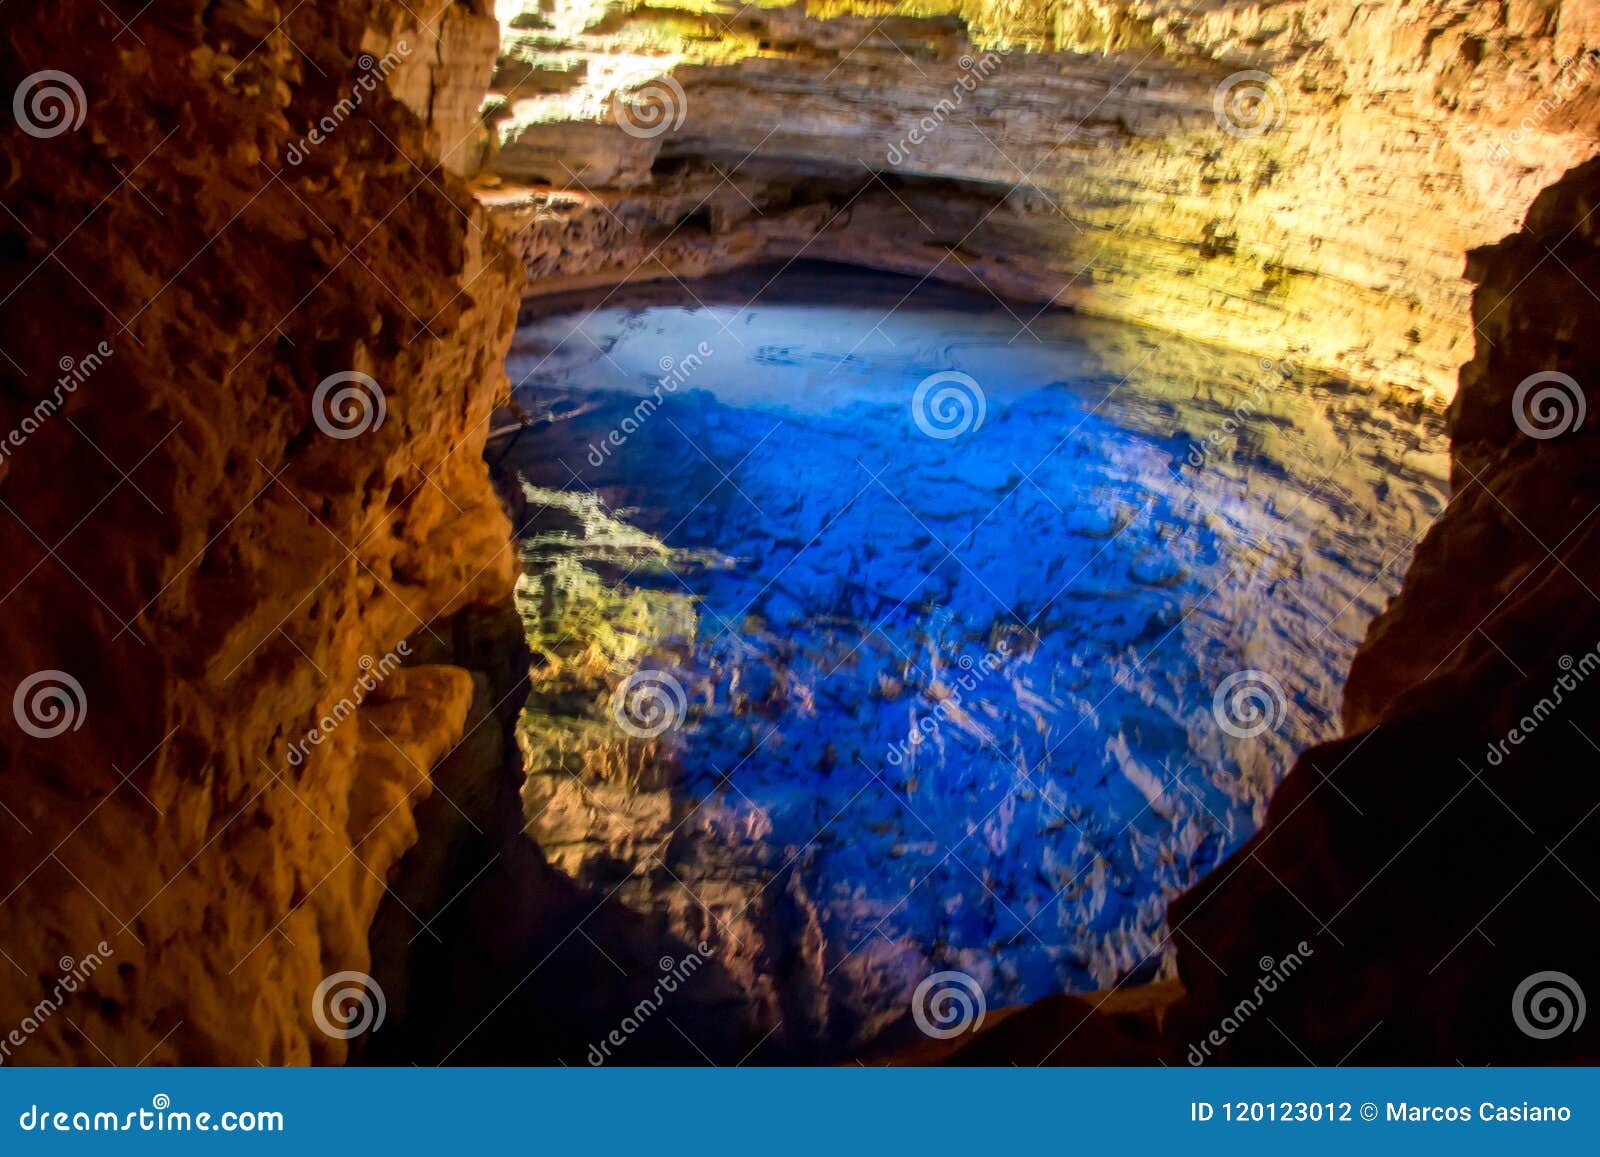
[0, 0, 520, 1063]
[936, 154, 1600, 1065]
[483, 0, 1600, 399]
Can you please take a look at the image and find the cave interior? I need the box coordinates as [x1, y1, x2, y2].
[0, 0, 1598, 1067]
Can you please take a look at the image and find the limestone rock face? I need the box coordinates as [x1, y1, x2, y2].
[1155, 161, 1600, 1065]
[939, 155, 1600, 1065]
[483, 0, 1600, 399]
[389, 0, 505, 176]
[0, 1, 520, 1063]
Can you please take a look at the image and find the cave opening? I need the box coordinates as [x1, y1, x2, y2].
[473, 260, 1450, 1062]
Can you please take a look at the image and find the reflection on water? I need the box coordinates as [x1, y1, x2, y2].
[494, 263, 1448, 1061]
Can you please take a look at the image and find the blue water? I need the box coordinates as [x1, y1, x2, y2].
[500, 264, 1448, 1056]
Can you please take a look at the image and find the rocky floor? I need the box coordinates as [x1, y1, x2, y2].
[491, 263, 1448, 1061]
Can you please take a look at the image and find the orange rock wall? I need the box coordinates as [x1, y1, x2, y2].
[0, 0, 520, 1063]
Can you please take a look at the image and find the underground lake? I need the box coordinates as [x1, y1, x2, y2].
[463, 263, 1454, 1063]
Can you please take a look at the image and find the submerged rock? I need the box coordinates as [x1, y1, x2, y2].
[494, 266, 1448, 1060]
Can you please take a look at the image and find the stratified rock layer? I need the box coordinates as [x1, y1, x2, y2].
[484, 0, 1600, 399]
[0, 0, 520, 1063]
